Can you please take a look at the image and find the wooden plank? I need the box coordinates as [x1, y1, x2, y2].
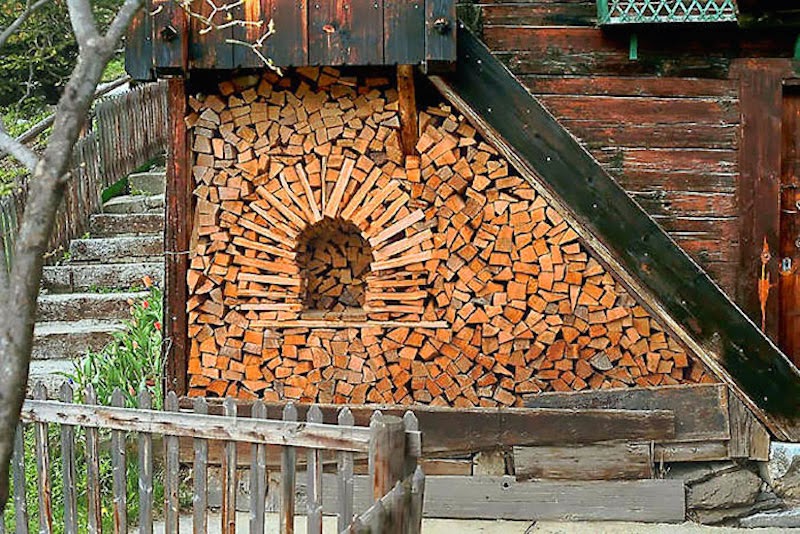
[138, 391, 155, 534]
[397, 65, 418, 156]
[33, 384, 53, 534]
[737, 61, 784, 336]
[193, 397, 209, 534]
[165, 77, 190, 396]
[20, 399, 374, 451]
[232, 0, 267, 68]
[12, 423, 28, 534]
[337, 408, 355, 533]
[513, 443, 653, 480]
[424, 0, 456, 69]
[728, 389, 770, 461]
[269, 0, 308, 66]
[281, 403, 298, 534]
[431, 30, 800, 441]
[222, 398, 237, 534]
[523, 384, 729, 442]
[653, 441, 730, 463]
[184, 401, 672, 455]
[85, 386, 102, 534]
[250, 401, 267, 534]
[59, 384, 78, 534]
[124, 1, 154, 81]
[165, 392, 181, 533]
[407, 468, 425, 534]
[309, 0, 383, 65]
[151, 0, 188, 72]
[384, 0, 424, 64]
[780, 88, 800, 365]
[111, 389, 129, 534]
[306, 406, 323, 534]
[188, 0, 234, 68]
[311, 475, 686, 522]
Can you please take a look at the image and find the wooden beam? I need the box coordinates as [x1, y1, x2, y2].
[275, 475, 686, 522]
[513, 443, 654, 480]
[182, 400, 676, 454]
[430, 28, 800, 441]
[728, 389, 770, 461]
[165, 78, 191, 396]
[397, 65, 418, 156]
[523, 384, 730, 442]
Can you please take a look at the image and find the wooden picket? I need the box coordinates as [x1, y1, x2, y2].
[6, 385, 425, 533]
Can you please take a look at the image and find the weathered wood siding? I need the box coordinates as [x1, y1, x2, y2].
[474, 0, 796, 298]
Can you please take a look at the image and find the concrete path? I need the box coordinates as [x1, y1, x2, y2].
[145, 513, 799, 533]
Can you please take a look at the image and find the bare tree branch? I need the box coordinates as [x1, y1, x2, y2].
[66, 0, 99, 49]
[0, 0, 143, 513]
[0, 122, 40, 172]
[0, 0, 50, 51]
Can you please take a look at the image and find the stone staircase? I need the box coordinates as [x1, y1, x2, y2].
[30, 171, 166, 393]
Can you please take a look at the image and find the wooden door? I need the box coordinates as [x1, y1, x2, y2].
[780, 89, 800, 366]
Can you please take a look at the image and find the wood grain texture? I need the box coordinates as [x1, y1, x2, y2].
[435, 26, 800, 441]
[513, 443, 653, 480]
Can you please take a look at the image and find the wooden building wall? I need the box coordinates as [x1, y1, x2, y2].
[472, 0, 798, 319]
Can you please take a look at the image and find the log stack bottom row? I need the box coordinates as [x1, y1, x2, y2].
[184, 67, 718, 405]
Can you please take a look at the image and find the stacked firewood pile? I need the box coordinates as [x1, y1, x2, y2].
[184, 68, 716, 403]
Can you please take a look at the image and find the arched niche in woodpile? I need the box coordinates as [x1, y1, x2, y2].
[295, 217, 374, 319]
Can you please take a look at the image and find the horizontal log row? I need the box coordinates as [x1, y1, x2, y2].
[184, 68, 716, 404]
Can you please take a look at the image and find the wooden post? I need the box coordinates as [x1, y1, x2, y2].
[250, 401, 268, 534]
[306, 406, 323, 534]
[397, 65, 418, 157]
[33, 383, 53, 534]
[85, 385, 102, 534]
[164, 77, 191, 396]
[337, 408, 355, 533]
[111, 389, 128, 534]
[138, 391, 154, 534]
[59, 383, 78, 534]
[280, 403, 298, 534]
[193, 397, 209, 534]
[12, 423, 28, 534]
[165, 392, 181, 533]
[368, 412, 405, 502]
[222, 398, 238, 534]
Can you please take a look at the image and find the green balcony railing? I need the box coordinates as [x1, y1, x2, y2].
[597, 0, 738, 25]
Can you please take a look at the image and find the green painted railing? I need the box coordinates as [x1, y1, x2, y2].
[597, 0, 738, 25]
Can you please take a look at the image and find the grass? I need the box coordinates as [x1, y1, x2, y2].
[3, 280, 166, 532]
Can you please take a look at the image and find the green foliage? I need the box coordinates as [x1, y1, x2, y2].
[3, 282, 166, 532]
[0, 0, 124, 108]
[67, 282, 164, 409]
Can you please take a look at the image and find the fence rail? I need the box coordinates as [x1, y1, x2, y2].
[0, 80, 168, 273]
[6, 385, 425, 534]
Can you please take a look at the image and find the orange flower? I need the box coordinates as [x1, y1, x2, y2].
[154, 321, 162, 331]
[142, 275, 153, 289]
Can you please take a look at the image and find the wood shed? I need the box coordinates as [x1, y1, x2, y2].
[126, 0, 800, 523]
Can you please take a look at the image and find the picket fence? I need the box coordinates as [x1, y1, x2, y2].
[4, 384, 425, 534]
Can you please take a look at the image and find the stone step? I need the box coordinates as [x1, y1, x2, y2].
[103, 193, 165, 215]
[90, 212, 164, 237]
[129, 171, 166, 195]
[42, 262, 164, 292]
[69, 235, 163, 263]
[28, 360, 76, 397]
[37, 291, 147, 322]
[33, 319, 123, 360]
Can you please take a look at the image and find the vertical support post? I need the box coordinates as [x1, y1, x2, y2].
[193, 397, 209, 534]
[60, 383, 78, 534]
[397, 65, 418, 157]
[368, 412, 405, 502]
[406, 467, 426, 534]
[12, 423, 28, 534]
[306, 406, 323, 534]
[164, 77, 191, 396]
[85, 385, 102, 534]
[33, 383, 52, 534]
[138, 390, 154, 534]
[222, 398, 238, 534]
[337, 407, 355, 533]
[280, 403, 297, 534]
[250, 401, 267, 534]
[111, 389, 128, 534]
[164, 392, 180, 533]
